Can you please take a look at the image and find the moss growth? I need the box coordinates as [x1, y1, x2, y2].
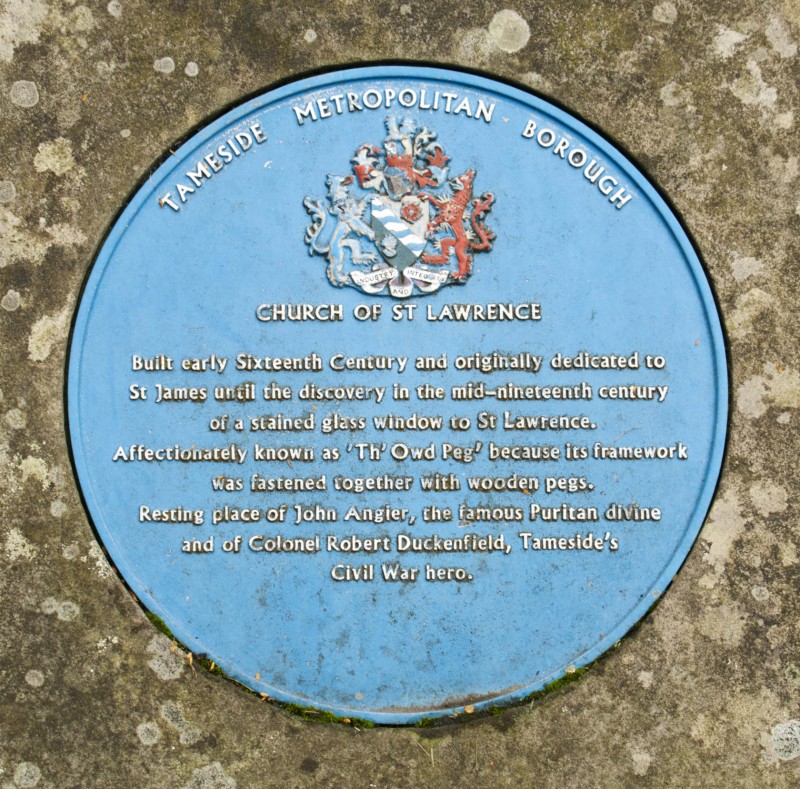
[472, 666, 593, 717]
[145, 611, 175, 639]
[281, 703, 375, 728]
[194, 656, 225, 677]
[540, 667, 589, 693]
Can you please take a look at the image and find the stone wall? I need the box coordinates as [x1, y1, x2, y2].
[1, 2, 798, 786]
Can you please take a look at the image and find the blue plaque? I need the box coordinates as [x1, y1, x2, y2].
[67, 66, 728, 723]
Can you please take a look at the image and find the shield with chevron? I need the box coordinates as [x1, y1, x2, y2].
[370, 195, 429, 271]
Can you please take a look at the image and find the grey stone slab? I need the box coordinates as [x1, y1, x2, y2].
[0, 1, 798, 786]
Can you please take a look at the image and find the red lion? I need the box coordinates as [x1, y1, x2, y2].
[420, 170, 495, 280]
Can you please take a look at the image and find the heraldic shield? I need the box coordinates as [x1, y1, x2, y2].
[303, 115, 496, 298]
[371, 195, 429, 271]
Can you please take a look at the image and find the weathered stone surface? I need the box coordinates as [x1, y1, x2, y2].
[0, 1, 797, 786]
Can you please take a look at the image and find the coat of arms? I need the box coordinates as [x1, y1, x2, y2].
[303, 116, 496, 297]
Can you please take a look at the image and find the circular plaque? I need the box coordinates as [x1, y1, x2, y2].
[67, 66, 728, 723]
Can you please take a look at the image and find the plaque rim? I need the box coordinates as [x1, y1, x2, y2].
[65, 62, 730, 724]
